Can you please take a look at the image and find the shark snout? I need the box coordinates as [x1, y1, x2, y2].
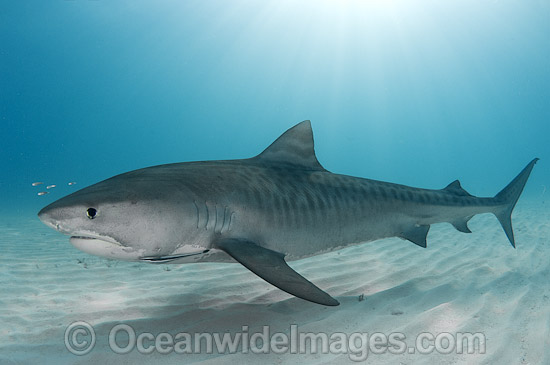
[38, 205, 71, 234]
[38, 206, 57, 230]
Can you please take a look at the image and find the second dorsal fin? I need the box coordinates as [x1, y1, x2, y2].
[443, 180, 472, 196]
[254, 120, 325, 171]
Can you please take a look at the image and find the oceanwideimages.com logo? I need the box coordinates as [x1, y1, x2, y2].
[65, 321, 486, 361]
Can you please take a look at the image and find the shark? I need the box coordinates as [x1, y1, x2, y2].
[38, 121, 538, 306]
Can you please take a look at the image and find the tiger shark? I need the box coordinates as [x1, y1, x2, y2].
[38, 121, 538, 306]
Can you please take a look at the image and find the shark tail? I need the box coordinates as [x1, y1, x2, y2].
[493, 158, 539, 248]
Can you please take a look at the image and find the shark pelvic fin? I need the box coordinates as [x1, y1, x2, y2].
[451, 216, 473, 233]
[216, 238, 339, 306]
[400, 224, 430, 248]
[254, 120, 326, 171]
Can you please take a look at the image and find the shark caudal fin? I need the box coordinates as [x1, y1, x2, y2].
[493, 158, 539, 248]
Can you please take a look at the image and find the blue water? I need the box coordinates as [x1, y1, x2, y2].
[2, 0, 548, 218]
[2, 2, 549, 363]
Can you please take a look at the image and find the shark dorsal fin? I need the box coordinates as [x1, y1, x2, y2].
[443, 180, 472, 196]
[254, 120, 325, 171]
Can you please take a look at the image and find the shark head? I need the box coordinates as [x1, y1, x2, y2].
[38, 170, 203, 261]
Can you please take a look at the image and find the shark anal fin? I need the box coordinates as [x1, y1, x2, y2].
[216, 238, 339, 306]
[400, 225, 430, 248]
[451, 216, 473, 233]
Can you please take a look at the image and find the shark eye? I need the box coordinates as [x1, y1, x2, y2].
[86, 208, 98, 219]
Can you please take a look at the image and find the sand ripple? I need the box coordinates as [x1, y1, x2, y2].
[1, 200, 548, 364]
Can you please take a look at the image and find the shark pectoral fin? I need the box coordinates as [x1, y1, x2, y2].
[216, 238, 339, 306]
[450, 216, 473, 233]
[400, 224, 430, 248]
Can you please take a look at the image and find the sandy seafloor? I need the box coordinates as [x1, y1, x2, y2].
[1, 199, 549, 364]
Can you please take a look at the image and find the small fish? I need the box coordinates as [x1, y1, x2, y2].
[38, 191, 49, 196]
[32, 182, 44, 186]
[68, 182, 77, 186]
[46, 185, 56, 189]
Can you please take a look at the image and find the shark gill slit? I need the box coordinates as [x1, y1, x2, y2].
[228, 212, 235, 232]
[220, 206, 228, 233]
[215, 205, 223, 233]
[213, 205, 219, 232]
[212, 203, 218, 231]
[216, 205, 222, 232]
[204, 201, 209, 230]
[193, 200, 200, 229]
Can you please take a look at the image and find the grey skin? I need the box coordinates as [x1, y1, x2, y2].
[38, 121, 538, 306]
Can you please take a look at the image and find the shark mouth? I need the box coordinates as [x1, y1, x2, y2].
[69, 235, 142, 261]
[70, 234, 122, 245]
[70, 235, 114, 242]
